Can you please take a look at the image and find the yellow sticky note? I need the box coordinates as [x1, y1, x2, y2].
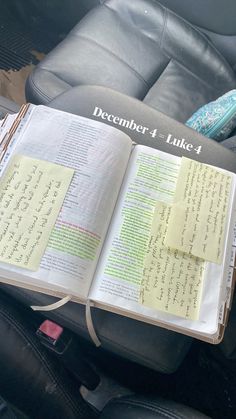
[0, 154, 74, 270]
[165, 158, 232, 264]
[140, 202, 205, 320]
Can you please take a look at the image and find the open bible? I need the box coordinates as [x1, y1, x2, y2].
[0, 104, 235, 343]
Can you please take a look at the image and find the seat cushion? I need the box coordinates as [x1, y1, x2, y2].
[101, 396, 210, 419]
[26, 0, 236, 122]
[0, 284, 192, 374]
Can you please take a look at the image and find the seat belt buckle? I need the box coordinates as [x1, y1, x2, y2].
[36, 319, 71, 354]
[36, 319, 100, 390]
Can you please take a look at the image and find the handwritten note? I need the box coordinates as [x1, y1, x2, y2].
[165, 158, 232, 264]
[0, 154, 74, 270]
[140, 202, 205, 320]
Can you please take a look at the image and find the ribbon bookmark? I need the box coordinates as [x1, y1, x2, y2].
[31, 295, 72, 312]
[86, 300, 101, 347]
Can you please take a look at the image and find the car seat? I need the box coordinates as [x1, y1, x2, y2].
[2, 0, 236, 392]
[25, 0, 236, 123]
[0, 291, 210, 419]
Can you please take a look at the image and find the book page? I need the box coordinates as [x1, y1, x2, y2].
[140, 202, 205, 320]
[90, 145, 236, 336]
[0, 154, 73, 270]
[165, 158, 232, 264]
[0, 106, 132, 298]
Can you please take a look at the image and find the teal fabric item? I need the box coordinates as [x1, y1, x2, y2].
[186, 90, 236, 141]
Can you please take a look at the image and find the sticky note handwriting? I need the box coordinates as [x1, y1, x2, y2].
[140, 202, 205, 320]
[0, 155, 74, 270]
[165, 158, 232, 264]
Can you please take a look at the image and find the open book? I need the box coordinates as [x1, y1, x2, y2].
[0, 104, 235, 343]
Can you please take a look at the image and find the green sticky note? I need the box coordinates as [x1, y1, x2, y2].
[0, 154, 74, 270]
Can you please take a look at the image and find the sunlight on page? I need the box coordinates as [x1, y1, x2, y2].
[0, 154, 74, 270]
[165, 157, 232, 264]
[140, 202, 205, 320]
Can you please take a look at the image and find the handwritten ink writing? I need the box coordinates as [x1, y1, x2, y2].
[165, 158, 232, 264]
[0, 155, 74, 270]
[140, 202, 205, 320]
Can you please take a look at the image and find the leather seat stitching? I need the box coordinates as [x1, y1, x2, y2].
[161, 9, 235, 86]
[170, 59, 219, 91]
[98, 3, 172, 90]
[102, 0, 235, 87]
[102, 1, 167, 53]
[29, 74, 53, 102]
[29, 71, 71, 103]
[159, 7, 167, 49]
[124, 399, 191, 419]
[148, 54, 218, 93]
[38, 67, 76, 89]
[73, 34, 151, 89]
[113, 399, 185, 419]
[104, 0, 231, 69]
[144, 58, 172, 93]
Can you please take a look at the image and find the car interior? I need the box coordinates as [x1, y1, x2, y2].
[0, 1, 236, 418]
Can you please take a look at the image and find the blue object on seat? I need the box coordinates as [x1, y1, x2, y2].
[186, 90, 236, 141]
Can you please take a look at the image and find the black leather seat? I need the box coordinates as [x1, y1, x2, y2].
[101, 396, 210, 419]
[26, 0, 236, 123]
[0, 292, 210, 419]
